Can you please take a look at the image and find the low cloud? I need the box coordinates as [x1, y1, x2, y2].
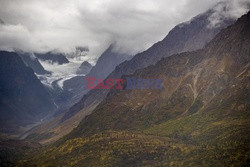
[0, 23, 46, 52]
[208, 0, 250, 28]
[0, 0, 249, 60]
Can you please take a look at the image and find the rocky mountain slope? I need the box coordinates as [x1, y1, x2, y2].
[24, 45, 131, 143]
[26, 6, 237, 144]
[0, 52, 56, 136]
[62, 8, 235, 122]
[19, 11, 250, 167]
[35, 52, 69, 65]
[70, 10, 250, 137]
[57, 44, 131, 111]
[86, 44, 131, 79]
[18, 52, 50, 75]
[76, 61, 92, 75]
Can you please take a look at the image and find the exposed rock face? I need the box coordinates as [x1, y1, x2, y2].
[20, 11, 250, 167]
[0, 51, 56, 135]
[18, 52, 50, 75]
[68, 10, 250, 139]
[86, 44, 131, 79]
[62, 44, 131, 109]
[35, 52, 69, 65]
[76, 61, 92, 75]
[27, 8, 237, 144]
[62, 9, 235, 122]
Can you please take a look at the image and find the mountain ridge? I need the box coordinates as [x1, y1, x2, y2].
[26, 7, 238, 144]
[19, 11, 250, 167]
[0, 51, 56, 136]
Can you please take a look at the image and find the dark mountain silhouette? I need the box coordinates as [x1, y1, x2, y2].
[18, 52, 50, 75]
[0, 51, 56, 135]
[35, 52, 69, 65]
[86, 44, 131, 79]
[76, 61, 92, 75]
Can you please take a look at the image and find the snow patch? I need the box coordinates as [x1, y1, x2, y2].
[37, 58, 86, 89]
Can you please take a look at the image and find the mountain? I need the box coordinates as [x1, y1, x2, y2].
[61, 44, 131, 107]
[26, 7, 237, 144]
[76, 61, 92, 75]
[86, 44, 131, 79]
[35, 52, 69, 65]
[63, 8, 235, 120]
[20, 11, 250, 166]
[68, 10, 250, 137]
[0, 51, 56, 136]
[18, 52, 50, 75]
[24, 44, 131, 143]
[64, 44, 131, 90]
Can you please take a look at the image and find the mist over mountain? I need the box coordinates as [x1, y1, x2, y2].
[86, 44, 131, 79]
[0, 0, 249, 166]
[35, 52, 69, 65]
[18, 52, 51, 75]
[61, 44, 131, 111]
[0, 19, 4, 24]
[25, 3, 245, 145]
[60, 5, 237, 126]
[76, 61, 92, 75]
[1, 0, 248, 57]
[70, 11, 250, 138]
[20, 10, 250, 167]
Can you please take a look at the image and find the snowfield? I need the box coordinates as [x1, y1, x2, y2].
[37, 58, 86, 89]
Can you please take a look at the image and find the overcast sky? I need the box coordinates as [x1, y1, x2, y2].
[0, 0, 249, 60]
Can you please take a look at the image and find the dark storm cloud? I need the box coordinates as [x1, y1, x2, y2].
[0, 0, 249, 59]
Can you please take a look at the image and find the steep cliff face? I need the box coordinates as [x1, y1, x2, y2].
[0, 51, 56, 135]
[18, 52, 50, 75]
